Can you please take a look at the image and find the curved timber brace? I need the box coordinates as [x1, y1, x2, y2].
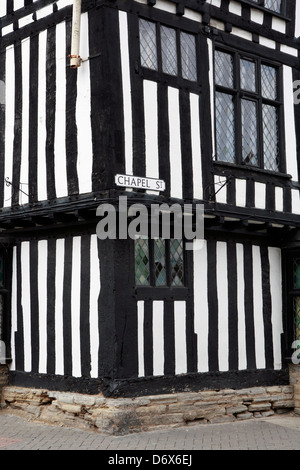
[207, 175, 233, 202]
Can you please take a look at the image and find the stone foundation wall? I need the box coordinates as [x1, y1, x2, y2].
[289, 364, 300, 415]
[0, 384, 295, 435]
[289, 364, 300, 385]
[0, 365, 8, 406]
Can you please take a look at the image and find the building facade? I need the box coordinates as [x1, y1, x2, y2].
[0, 0, 299, 420]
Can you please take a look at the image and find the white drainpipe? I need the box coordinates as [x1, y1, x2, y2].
[70, 0, 82, 68]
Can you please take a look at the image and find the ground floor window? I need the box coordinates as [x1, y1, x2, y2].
[0, 250, 9, 363]
[135, 237, 185, 287]
[292, 258, 300, 342]
[286, 254, 300, 362]
[0, 254, 4, 341]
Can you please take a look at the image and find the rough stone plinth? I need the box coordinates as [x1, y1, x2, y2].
[0, 384, 296, 435]
[289, 364, 300, 416]
[0, 365, 9, 407]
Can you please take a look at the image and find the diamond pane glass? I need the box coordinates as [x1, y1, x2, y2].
[161, 26, 177, 76]
[0, 257, 3, 287]
[240, 59, 256, 93]
[135, 238, 150, 286]
[264, 0, 281, 13]
[263, 104, 279, 172]
[181, 32, 197, 81]
[241, 99, 258, 166]
[139, 19, 158, 70]
[215, 50, 234, 88]
[293, 259, 300, 289]
[170, 239, 184, 286]
[154, 239, 167, 286]
[216, 92, 235, 163]
[261, 65, 277, 100]
[0, 295, 3, 341]
[294, 297, 300, 343]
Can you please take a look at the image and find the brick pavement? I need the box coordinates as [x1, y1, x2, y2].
[0, 411, 300, 451]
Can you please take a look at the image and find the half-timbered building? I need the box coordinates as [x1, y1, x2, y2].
[0, 0, 300, 430]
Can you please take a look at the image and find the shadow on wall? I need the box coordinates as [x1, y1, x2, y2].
[0, 341, 6, 364]
[0, 341, 9, 405]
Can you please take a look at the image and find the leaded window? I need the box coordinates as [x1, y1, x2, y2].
[139, 18, 197, 82]
[0, 253, 7, 349]
[215, 49, 283, 173]
[135, 237, 185, 287]
[161, 25, 177, 76]
[250, 0, 283, 14]
[135, 237, 150, 286]
[154, 238, 167, 286]
[285, 254, 300, 363]
[293, 258, 300, 342]
[293, 297, 300, 343]
[0, 256, 4, 288]
[140, 19, 158, 70]
[180, 32, 197, 81]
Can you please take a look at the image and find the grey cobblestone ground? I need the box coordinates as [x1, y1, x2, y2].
[0, 411, 300, 451]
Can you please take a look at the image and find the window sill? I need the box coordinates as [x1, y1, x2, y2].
[213, 160, 292, 181]
[238, 0, 291, 21]
[141, 68, 201, 92]
[135, 286, 189, 300]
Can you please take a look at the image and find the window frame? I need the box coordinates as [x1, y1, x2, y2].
[283, 250, 300, 362]
[213, 45, 285, 174]
[245, 0, 285, 16]
[138, 17, 200, 91]
[135, 237, 187, 289]
[0, 246, 12, 363]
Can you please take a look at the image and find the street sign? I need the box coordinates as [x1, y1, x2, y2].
[115, 174, 165, 192]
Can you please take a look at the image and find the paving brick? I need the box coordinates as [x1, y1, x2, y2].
[0, 409, 300, 451]
[2, 411, 300, 448]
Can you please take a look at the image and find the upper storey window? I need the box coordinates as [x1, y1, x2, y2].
[250, 0, 282, 14]
[214, 49, 283, 173]
[139, 18, 198, 82]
